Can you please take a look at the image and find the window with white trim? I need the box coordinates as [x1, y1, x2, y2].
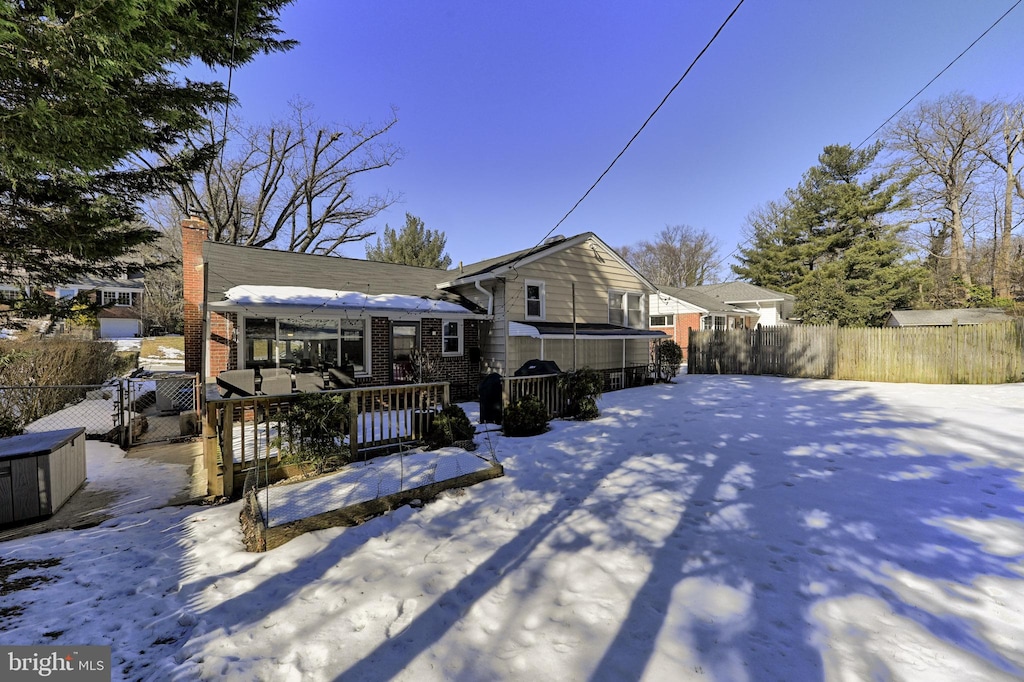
[442, 319, 463, 356]
[56, 287, 77, 300]
[101, 290, 136, 306]
[525, 280, 545, 319]
[609, 290, 644, 328]
[650, 315, 671, 327]
[0, 287, 21, 302]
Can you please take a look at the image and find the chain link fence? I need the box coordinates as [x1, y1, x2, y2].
[0, 373, 199, 447]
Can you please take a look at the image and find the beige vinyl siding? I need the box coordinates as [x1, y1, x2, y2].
[505, 239, 651, 324]
[508, 337, 650, 373]
[451, 279, 506, 375]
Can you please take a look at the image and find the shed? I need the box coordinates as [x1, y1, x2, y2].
[885, 308, 1013, 327]
[0, 427, 86, 524]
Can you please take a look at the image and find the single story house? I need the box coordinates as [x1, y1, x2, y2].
[649, 282, 795, 355]
[183, 220, 665, 399]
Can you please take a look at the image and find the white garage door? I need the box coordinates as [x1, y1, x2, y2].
[99, 318, 141, 339]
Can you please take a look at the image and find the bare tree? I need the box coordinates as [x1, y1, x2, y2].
[886, 93, 996, 302]
[980, 101, 1024, 299]
[150, 100, 402, 255]
[620, 225, 721, 288]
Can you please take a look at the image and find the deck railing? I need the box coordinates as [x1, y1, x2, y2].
[501, 364, 650, 418]
[203, 381, 450, 497]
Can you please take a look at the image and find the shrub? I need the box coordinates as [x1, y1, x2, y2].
[502, 394, 549, 437]
[657, 340, 684, 382]
[0, 339, 128, 432]
[278, 393, 351, 474]
[559, 367, 603, 420]
[426, 404, 476, 450]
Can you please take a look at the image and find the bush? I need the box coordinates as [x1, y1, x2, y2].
[559, 367, 603, 420]
[502, 394, 550, 437]
[426, 404, 476, 450]
[657, 340, 684, 382]
[0, 339, 128, 432]
[278, 393, 350, 474]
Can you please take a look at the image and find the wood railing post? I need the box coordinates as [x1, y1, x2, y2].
[348, 393, 360, 461]
[221, 405, 234, 497]
[203, 402, 221, 497]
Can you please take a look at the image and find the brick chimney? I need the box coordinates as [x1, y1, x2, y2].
[181, 217, 208, 375]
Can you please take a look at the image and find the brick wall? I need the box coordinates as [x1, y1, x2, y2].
[209, 312, 236, 375]
[181, 218, 209, 374]
[650, 312, 702, 361]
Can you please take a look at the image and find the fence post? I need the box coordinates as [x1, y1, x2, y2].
[221, 406, 234, 498]
[951, 318, 959, 384]
[348, 393, 360, 461]
[204, 402, 222, 497]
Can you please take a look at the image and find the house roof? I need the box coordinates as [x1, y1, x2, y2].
[97, 306, 141, 320]
[689, 281, 794, 305]
[886, 308, 1013, 327]
[440, 232, 659, 292]
[509, 321, 666, 340]
[655, 285, 746, 315]
[203, 241, 450, 301]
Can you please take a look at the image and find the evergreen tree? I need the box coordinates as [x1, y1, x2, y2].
[0, 0, 294, 320]
[365, 213, 453, 268]
[733, 144, 922, 326]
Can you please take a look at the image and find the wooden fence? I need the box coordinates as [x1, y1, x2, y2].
[688, 320, 1024, 384]
[203, 381, 449, 497]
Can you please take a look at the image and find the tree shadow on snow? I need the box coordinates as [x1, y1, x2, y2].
[591, 375, 1024, 681]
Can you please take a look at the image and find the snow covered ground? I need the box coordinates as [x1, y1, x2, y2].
[2, 375, 1024, 681]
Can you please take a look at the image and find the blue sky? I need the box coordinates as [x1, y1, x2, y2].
[214, 0, 1023, 272]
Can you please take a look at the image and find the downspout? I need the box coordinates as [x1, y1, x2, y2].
[474, 279, 494, 316]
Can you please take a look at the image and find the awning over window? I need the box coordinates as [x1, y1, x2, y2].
[509, 321, 666, 340]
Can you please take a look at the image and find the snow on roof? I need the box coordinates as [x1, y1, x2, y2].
[222, 285, 473, 315]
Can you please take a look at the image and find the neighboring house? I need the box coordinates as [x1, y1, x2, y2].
[51, 275, 146, 339]
[183, 220, 664, 398]
[885, 308, 1014, 327]
[438, 232, 664, 384]
[0, 271, 145, 339]
[649, 282, 795, 355]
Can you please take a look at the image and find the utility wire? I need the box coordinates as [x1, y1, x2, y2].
[501, 0, 747, 315]
[856, 0, 1023, 150]
[718, 0, 1023, 277]
[545, 0, 747, 243]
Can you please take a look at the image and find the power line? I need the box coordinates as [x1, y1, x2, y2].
[856, 0, 1023, 150]
[718, 0, 1023, 278]
[500, 1, 748, 315]
[545, 0, 747, 243]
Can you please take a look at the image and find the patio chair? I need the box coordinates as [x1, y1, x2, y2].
[259, 368, 294, 396]
[327, 366, 356, 389]
[294, 372, 325, 393]
[216, 369, 256, 398]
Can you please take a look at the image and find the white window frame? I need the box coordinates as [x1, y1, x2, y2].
[102, 290, 136, 307]
[56, 287, 78, 300]
[441, 319, 463, 357]
[525, 280, 545, 320]
[650, 314, 671, 327]
[609, 289, 644, 328]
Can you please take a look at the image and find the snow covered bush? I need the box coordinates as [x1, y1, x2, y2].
[502, 395, 549, 437]
[558, 367, 603, 420]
